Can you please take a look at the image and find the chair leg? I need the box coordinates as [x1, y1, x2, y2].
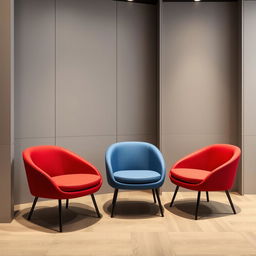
[195, 191, 201, 220]
[58, 200, 62, 232]
[206, 191, 209, 202]
[155, 188, 164, 217]
[225, 190, 236, 214]
[27, 197, 38, 220]
[111, 189, 119, 218]
[152, 189, 156, 203]
[170, 185, 179, 207]
[91, 194, 101, 218]
[66, 199, 69, 209]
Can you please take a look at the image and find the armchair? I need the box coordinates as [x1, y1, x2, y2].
[169, 144, 241, 219]
[105, 142, 166, 217]
[23, 145, 102, 232]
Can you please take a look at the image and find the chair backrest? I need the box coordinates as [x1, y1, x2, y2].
[23, 145, 70, 177]
[201, 144, 241, 190]
[206, 144, 240, 171]
[106, 142, 163, 172]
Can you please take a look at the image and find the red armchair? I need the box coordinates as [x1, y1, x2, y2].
[169, 144, 241, 220]
[23, 145, 102, 232]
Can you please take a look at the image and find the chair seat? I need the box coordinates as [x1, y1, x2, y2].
[52, 173, 101, 192]
[113, 170, 161, 184]
[170, 168, 211, 184]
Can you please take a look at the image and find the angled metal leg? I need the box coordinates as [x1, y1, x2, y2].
[155, 188, 164, 217]
[152, 189, 156, 203]
[206, 191, 209, 202]
[195, 191, 201, 220]
[66, 199, 69, 209]
[111, 189, 119, 218]
[28, 197, 38, 220]
[225, 190, 236, 214]
[91, 194, 101, 218]
[58, 200, 62, 232]
[170, 186, 179, 207]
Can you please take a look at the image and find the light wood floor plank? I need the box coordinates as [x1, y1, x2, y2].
[0, 191, 256, 256]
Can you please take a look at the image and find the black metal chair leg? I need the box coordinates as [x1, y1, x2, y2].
[170, 186, 179, 207]
[58, 200, 62, 232]
[206, 191, 209, 202]
[155, 188, 164, 217]
[195, 191, 201, 220]
[27, 197, 38, 220]
[91, 194, 101, 218]
[225, 190, 236, 214]
[111, 189, 119, 218]
[66, 199, 69, 209]
[152, 189, 156, 203]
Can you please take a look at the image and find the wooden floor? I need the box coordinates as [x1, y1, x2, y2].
[1, 191, 256, 256]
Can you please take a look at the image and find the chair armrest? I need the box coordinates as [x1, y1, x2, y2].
[200, 151, 241, 191]
[59, 148, 101, 176]
[105, 151, 117, 187]
[23, 157, 65, 199]
[149, 146, 166, 178]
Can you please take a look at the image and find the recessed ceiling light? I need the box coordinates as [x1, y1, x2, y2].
[127, 0, 134, 1]
[194, 0, 201, 1]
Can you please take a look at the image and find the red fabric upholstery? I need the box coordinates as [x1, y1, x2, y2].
[169, 144, 241, 191]
[22, 145, 102, 199]
[170, 168, 211, 184]
[52, 174, 101, 192]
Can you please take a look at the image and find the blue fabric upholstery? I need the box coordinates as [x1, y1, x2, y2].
[113, 170, 161, 184]
[105, 142, 166, 190]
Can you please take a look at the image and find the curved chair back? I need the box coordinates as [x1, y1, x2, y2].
[106, 142, 164, 172]
[23, 145, 71, 177]
[23, 145, 102, 199]
[23, 146, 65, 198]
[204, 144, 241, 190]
[105, 142, 166, 189]
[171, 144, 241, 191]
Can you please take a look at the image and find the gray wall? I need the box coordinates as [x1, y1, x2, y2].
[116, 2, 157, 145]
[14, 0, 157, 203]
[160, 2, 240, 191]
[14, 0, 56, 204]
[242, 0, 256, 194]
[0, 0, 14, 222]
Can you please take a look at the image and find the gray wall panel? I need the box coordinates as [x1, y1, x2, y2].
[242, 1, 256, 193]
[243, 2, 256, 136]
[56, 0, 116, 137]
[243, 135, 256, 194]
[161, 2, 240, 191]
[14, 0, 55, 139]
[117, 2, 157, 138]
[0, 0, 13, 222]
[0, 145, 12, 222]
[117, 135, 157, 146]
[0, 0, 11, 146]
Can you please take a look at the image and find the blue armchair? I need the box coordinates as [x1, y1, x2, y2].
[105, 141, 166, 217]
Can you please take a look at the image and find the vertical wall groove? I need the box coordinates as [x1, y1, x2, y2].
[241, 0, 244, 194]
[54, 0, 57, 146]
[116, 1, 118, 143]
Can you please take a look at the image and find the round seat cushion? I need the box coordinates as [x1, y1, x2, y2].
[52, 173, 101, 192]
[113, 170, 161, 184]
[170, 168, 211, 184]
